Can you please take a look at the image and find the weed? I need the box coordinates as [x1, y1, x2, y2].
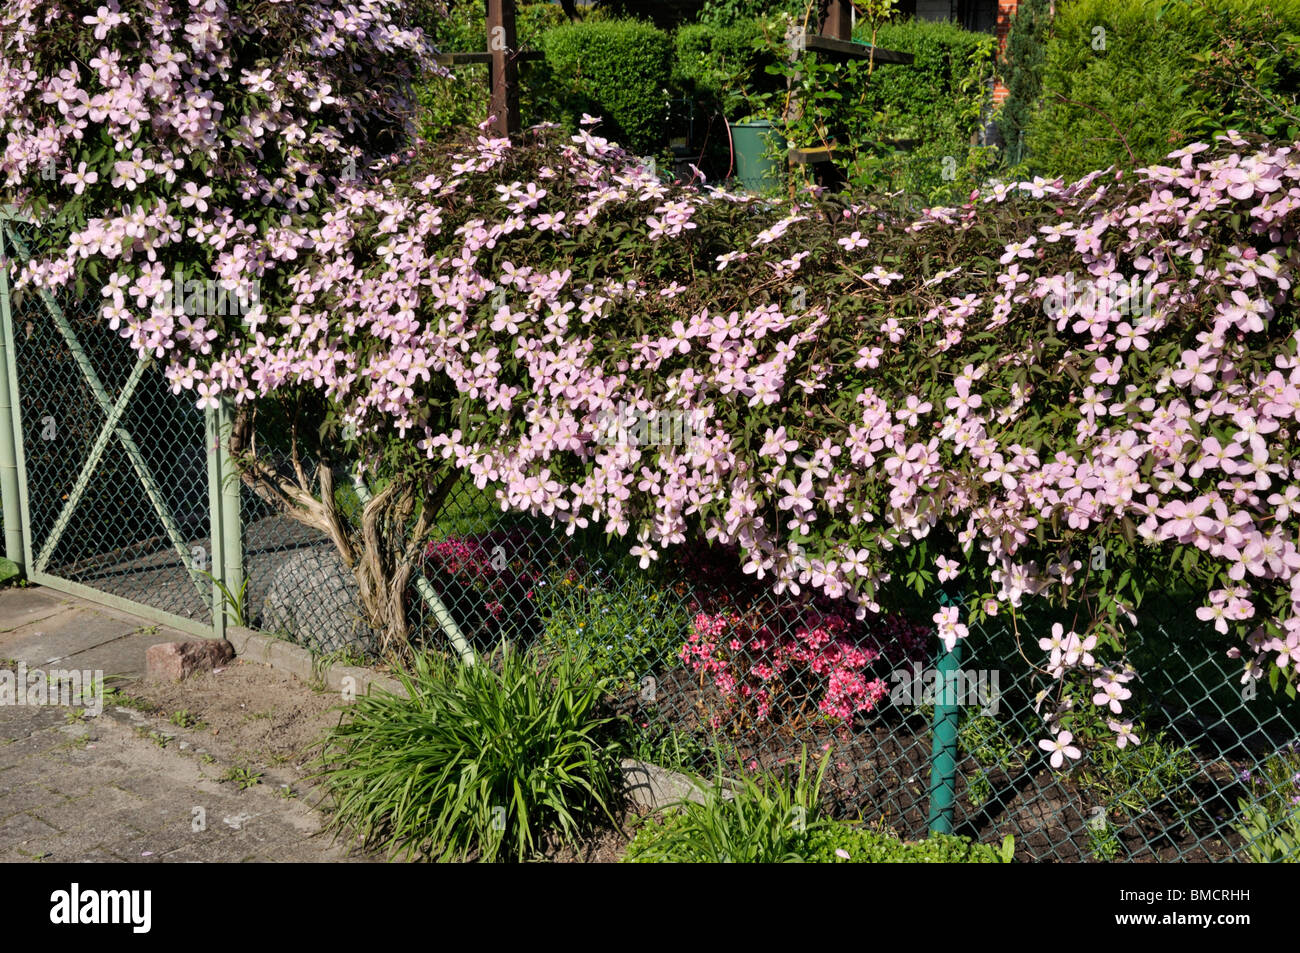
[134, 726, 170, 749]
[195, 570, 251, 628]
[103, 688, 155, 714]
[220, 765, 264, 790]
[624, 750, 832, 863]
[169, 709, 202, 729]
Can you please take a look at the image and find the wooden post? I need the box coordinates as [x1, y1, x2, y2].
[486, 0, 520, 137]
[819, 0, 852, 40]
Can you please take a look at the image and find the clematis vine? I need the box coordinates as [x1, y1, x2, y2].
[5, 1, 1300, 754]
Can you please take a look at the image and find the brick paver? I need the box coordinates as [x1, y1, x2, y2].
[0, 587, 373, 862]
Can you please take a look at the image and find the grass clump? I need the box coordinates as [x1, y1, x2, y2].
[315, 643, 624, 862]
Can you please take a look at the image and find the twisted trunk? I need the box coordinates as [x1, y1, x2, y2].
[227, 402, 458, 657]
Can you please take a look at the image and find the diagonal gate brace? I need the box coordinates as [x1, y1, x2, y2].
[34, 357, 147, 571]
[5, 225, 209, 606]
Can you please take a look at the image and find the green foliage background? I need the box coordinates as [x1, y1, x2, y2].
[1025, 0, 1300, 180]
[541, 20, 675, 154]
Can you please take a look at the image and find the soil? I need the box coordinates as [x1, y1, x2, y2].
[120, 658, 348, 796]
[540, 813, 637, 863]
[119, 658, 636, 862]
[115, 651, 1243, 863]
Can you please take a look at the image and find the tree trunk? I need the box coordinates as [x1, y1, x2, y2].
[227, 402, 460, 658]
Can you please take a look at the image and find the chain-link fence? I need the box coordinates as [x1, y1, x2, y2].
[246, 472, 1299, 863]
[240, 462, 373, 660]
[0, 211, 215, 635]
[3, 206, 1297, 862]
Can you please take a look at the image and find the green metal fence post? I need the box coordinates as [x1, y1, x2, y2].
[927, 613, 963, 835]
[206, 407, 225, 638]
[217, 399, 243, 630]
[0, 220, 26, 569]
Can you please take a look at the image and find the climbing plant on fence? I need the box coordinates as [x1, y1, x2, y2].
[4, 0, 1300, 787]
[0, 0, 445, 652]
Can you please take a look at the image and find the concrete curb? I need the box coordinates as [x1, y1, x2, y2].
[224, 625, 406, 699]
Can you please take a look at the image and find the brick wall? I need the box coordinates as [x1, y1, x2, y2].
[992, 0, 1020, 104]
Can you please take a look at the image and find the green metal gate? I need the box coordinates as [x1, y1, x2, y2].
[0, 209, 241, 639]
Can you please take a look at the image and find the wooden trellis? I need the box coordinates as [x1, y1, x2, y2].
[434, 0, 538, 137]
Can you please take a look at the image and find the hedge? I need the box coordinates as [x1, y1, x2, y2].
[673, 19, 782, 120]
[695, 0, 807, 26]
[847, 16, 999, 203]
[997, 0, 1053, 168]
[413, 3, 576, 142]
[1025, 0, 1300, 180]
[541, 19, 675, 154]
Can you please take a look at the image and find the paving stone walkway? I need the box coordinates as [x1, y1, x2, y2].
[0, 586, 371, 862]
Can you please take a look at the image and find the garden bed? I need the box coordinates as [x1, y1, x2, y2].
[614, 666, 1251, 862]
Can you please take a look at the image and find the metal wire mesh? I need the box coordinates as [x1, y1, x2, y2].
[236, 431, 376, 659]
[950, 601, 1300, 862]
[3, 210, 1296, 863]
[357, 477, 1300, 862]
[2, 215, 213, 629]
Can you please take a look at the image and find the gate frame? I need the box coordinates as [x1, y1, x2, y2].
[0, 206, 242, 640]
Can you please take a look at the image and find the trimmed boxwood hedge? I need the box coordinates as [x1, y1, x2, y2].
[673, 19, 774, 116]
[847, 16, 999, 202]
[541, 19, 674, 154]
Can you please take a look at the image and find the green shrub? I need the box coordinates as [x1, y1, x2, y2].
[414, 2, 579, 142]
[802, 826, 1009, 863]
[1236, 802, 1300, 863]
[623, 752, 1009, 862]
[997, 0, 1053, 168]
[314, 645, 624, 862]
[1182, 1, 1300, 145]
[1026, 0, 1300, 180]
[696, 0, 805, 27]
[1026, 0, 1210, 180]
[541, 19, 674, 153]
[1233, 743, 1300, 862]
[539, 567, 691, 689]
[673, 20, 775, 118]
